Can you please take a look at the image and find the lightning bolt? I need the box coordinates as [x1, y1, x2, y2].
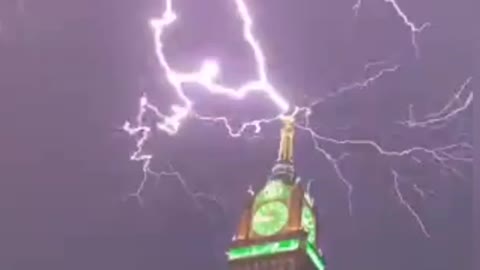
[123, 0, 472, 238]
[399, 77, 474, 129]
[392, 170, 430, 237]
[353, 0, 430, 57]
[123, 0, 293, 206]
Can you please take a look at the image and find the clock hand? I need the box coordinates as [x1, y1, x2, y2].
[256, 215, 274, 222]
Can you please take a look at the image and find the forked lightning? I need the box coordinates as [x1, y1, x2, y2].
[124, 0, 473, 238]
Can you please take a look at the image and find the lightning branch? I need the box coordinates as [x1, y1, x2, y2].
[123, 0, 473, 238]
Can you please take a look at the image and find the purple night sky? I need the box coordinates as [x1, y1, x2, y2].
[0, 0, 475, 269]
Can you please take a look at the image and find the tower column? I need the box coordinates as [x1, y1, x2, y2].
[277, 116, 295, 164]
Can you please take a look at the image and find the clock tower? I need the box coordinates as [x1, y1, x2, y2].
[227, 117, 326, 270]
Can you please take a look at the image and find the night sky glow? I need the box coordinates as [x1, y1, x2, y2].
[0, 0, 474, 269]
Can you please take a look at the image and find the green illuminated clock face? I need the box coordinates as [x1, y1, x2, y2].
[302, 206, 316, 244]
[252, 201, 289, 236]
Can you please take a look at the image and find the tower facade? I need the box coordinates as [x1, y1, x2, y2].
[227, 117, 326, 270]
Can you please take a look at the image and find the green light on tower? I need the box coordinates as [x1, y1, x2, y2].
[228, 239, 300, 260]
[306, 242, 326, 270]
[302, 205, 316, 245]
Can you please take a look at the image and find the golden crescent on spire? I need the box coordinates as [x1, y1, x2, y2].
[277, 116, 295, 163]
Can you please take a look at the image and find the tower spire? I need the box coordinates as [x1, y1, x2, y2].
[277, 116, 295, 164]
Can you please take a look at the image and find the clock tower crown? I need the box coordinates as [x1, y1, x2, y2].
[227, 118, 326, 270]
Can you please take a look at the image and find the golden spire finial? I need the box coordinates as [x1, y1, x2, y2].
[277, 116, 295, 163]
